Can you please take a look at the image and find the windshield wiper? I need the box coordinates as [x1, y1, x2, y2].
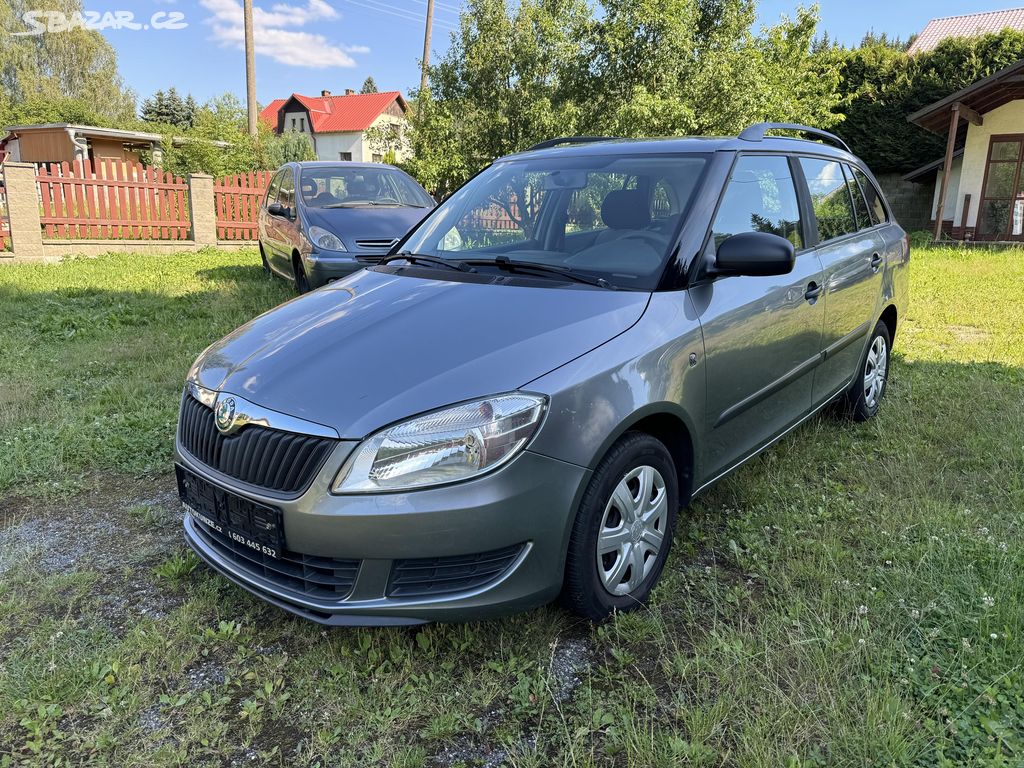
[321, 201, 425, 209]
[465, 256, 615, 289]
[380, 252, 476, 273]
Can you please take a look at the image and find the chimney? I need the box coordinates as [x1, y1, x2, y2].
[344, 88, 355, 96]
[321, 89, 331, 98]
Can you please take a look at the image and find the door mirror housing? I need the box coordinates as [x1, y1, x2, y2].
[714, 232, 796, 277]
[268, 202, 293, 219]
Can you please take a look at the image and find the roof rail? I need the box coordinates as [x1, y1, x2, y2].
[739, 122, 851, 153]
[526, 136, 618, 152]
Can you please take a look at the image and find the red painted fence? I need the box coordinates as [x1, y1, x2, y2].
[215, 171, 273, 241]
[36, 160, 190, 240]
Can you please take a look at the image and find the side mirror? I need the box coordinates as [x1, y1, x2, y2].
[267, 202, 285, 217]
[715, 231, 796, 277]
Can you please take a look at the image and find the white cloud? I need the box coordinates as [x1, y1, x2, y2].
[200, 0, 367, 68]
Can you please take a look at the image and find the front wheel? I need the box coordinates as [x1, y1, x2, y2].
[562, 433, 678, 621]
[844, 320, 891, 421]
[293, 256, 311, 294]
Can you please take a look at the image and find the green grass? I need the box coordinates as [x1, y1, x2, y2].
[0, 245, 1022, 766]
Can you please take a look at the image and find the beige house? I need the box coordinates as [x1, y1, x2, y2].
[260, 89, 411, 163]
[908, 60, 1024, 241]
[0, 124, 165, 167]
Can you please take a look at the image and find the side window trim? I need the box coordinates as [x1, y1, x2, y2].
[841, 162, 873, 231]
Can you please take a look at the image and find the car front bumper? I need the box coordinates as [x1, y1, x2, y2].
[176, 442, 590, 625]
[305, 252, 387, 287]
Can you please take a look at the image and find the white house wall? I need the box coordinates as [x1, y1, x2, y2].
[362, 113, 412, 162]
[957, 100, 1024, 228]
[931, 155, 963, 222]
[313, 132, 365, 162]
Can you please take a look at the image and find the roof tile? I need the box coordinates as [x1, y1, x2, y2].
[908, 8, 1024, 54]
[259, 92, 405, 133]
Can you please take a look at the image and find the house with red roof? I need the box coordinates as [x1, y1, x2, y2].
[260, 89, 410, 163]
[902, 9, 1024, 241]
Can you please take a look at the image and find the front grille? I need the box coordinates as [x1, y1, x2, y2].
[387, 544, 524, 598]
[355, 238, 398, 249]
[190, 518, 360, 602]
[178, 394, 336, 495]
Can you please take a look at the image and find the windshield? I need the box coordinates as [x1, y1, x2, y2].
[299, 166, 433, 209]
[400, 153, 708, 289]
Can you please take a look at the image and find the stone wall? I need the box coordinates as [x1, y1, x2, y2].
[875, 172, 934, 233]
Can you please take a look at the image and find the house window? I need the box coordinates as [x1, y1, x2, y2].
[978, 135, 1024, 239]
[372, 153, 383, 163]
[291, 118, 296, 131]
[339, 152, 352, 161]
[300, 117, 305, 132]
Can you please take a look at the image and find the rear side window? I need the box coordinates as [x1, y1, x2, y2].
[712, 155, 803, 249]
[799, 158, 858, 242]
[842, 164, 872, 230]
[852, 167, 889, 225]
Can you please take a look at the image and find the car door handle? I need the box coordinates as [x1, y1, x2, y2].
[870, 253, 883, 272]
[805, 281, 822, 303]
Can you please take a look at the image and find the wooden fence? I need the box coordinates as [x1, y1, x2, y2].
[36, 160, 190, 240]
[214, 171, 273, 241]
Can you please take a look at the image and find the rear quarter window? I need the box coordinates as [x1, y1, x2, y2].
[852, 167, 889, 225]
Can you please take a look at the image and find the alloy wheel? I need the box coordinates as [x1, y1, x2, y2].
[596, 465, 668, 596]
[863, 335, 888, 409]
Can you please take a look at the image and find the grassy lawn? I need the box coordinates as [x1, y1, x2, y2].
[0, 246, 1021, 766]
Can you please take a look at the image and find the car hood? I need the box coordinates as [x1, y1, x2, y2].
[190, 269, 650, 438]
[302, 206, 429, 247]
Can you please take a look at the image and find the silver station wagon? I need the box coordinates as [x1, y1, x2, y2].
[176, 123, 909, 625]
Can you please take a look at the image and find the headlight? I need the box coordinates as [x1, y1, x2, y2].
[332, 393, 546, 493]
[308, 226, 347, 252]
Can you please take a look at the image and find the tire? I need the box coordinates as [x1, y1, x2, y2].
[259, 243, 271, 274]
[563, 432, 679, 621]
[293, 255, 311, 294]
[843, 320, 892, 422]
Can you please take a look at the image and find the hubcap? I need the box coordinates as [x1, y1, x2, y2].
[863, 335, 888, 409]
[596, 465, 668, 596]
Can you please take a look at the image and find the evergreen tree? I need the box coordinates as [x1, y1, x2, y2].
[360, 76, 379, 94]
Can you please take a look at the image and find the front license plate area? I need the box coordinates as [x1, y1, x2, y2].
[176, 465, 284, 559]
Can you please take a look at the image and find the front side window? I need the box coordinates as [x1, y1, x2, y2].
[401, 154, 708, 290]
[799, 158, 857, 242]
[278, 169, 295, 209]
[299, 167, 432, 208]
[711, 155, 803, 249]
[265, 170, 283, 206]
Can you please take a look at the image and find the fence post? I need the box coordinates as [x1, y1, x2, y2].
[187, 173, 217, 248]
[3, 162, 44, 260]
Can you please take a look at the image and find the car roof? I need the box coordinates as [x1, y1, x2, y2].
[291, 161, 401, 170]
[501, 135, 862, 165]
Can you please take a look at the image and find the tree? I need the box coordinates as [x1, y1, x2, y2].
[577, 0, 839, 137]
[264, 131, 317, 168]
[822, 29, 1024, 173]
[360, 76, 379, 94]
[407, 0, 840, 195]
[0, 0, 135, 127]
[407, 0, 590, 196]
[141, 88, 197, 128]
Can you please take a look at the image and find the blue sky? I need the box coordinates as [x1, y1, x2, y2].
[88, 0, 1009, 106]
